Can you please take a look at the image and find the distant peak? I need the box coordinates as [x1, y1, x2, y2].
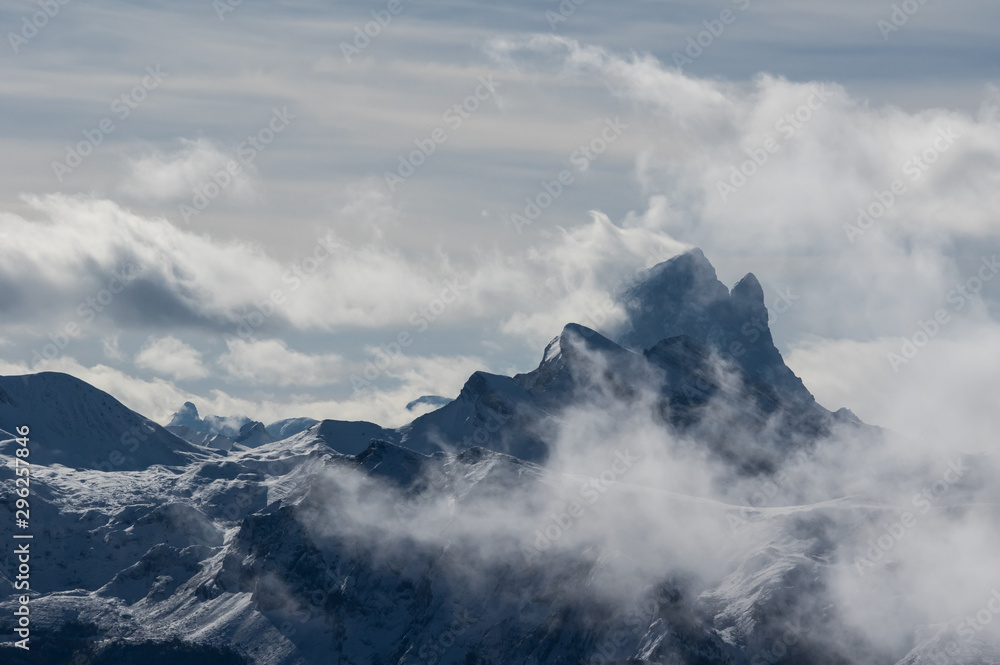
[560, 323, 620, 350]
[834, 407, 863, 424]
[535, 326, 589, 371]
[560, 322, 598, 340]
[405, 395, 451, 411]
[682, 246, 708, 262]
[634, 249, 728, 305]
[168, 401, 200, 428]
[238, 421, 267, 436]
[650, 247, 717, 280]
[234, 421, 274, 447]
[731, 273, 764, 304]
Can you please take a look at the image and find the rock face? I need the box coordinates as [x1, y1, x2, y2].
[234, 421, 277, 448]
[614, 248, 813, 402]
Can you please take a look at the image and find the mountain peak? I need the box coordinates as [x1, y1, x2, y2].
[405, 395, 452, 412]
[168, 401, 201, 428]
[518, 323, 631, 393]
[167, 402, 252, 439]
[731, 272, 764, 304]
[615, 249, 724, 349]
[671, 246, 713, 271]
[234, 421, 275, 447]
[643, 248, 727, 298]
[613, 250, 813, 402]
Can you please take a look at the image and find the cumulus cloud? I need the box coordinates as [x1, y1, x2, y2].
[219, 338, 345, 387]
[492, 208, 691, 345]
[487, 36, 1000, 264]
[0, 193, 470, 335]
[0, 189, 695, 354]
[135, 335, 209, 380]
[120, 138, 257, 203]
[488, 36, 1000, 248]
[102, 334, 124, 360]
[786, 320, 1000, 451]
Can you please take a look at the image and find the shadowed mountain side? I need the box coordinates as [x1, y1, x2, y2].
[614, 248, 814, 403]
[0, 372, 212, 470]
[397, 324, 865, 473]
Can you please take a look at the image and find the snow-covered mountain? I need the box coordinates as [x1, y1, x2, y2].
[0, 372, 211, 470]
[168, 401, 252, 439]
[166, 402, 319, 451]
[1, 249, 996, 665]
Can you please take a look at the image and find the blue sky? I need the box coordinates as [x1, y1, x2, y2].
[1, 0, 998, 437]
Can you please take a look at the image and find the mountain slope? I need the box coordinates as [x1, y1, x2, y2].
[400, 320, 858, 472]
[0, 372, 210, 470]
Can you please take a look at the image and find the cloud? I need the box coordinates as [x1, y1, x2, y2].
[0, 190, 694, 352]
[488, 36, 1000, 249]
[102, 334, 124, 360]
[282, 331, 1000, 662]
[786, 319, 1000, 452]
[135, 335, 209, 381]
[219, 338, 345, 387]
[492, 208, 690, 345]
[0, 193, 468, 335]
[119, 138, 257, 203]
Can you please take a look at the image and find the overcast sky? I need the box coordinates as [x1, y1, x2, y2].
[1, 0, 998, 437]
